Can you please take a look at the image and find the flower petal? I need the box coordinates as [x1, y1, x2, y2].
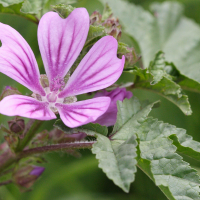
[94, 88, 133, 126]
[0, 23, 45, 96]
[0, 95, 56, 120]
[56, 97, 111, 128]
[38, 9, 89, 91]
[59, 36, 125, 98]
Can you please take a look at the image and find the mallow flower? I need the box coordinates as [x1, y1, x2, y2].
[94, 88, 132, 126]
[0, 8, 124, 128]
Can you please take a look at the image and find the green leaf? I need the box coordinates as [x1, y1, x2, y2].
[112, 96, 159, 141]
[117, 42, 130, 54]
[132, 117, 200, 161]
[166, 62, 200, 94]
[42, 0, 76, 14]
[90, 96, 200, 198]
[92, 134, 138, 192]
[0, 0, 23, 7]
[0, 3, 38, 23]
[126, 51, 192, 115]
[100, 0, 200, 90]
[135, 117, 200, 200]
[54, 119, 72, 134]
[0, 0, 77, 20]
[20, 0, 42, 14]
[83, 25, 106, 49]
[148, 51, 167, 85]
[52, 4, 75, 18]
[54, 120, 108, 136]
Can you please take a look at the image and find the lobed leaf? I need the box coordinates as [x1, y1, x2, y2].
[133, 117, 200, 161]
[124, 51, 192, 115]
[100, 0, 200, 91]
[92, 134, 137, 192]
[0, 0, 23, 7]
[0, 0, 77, 20]
[52, 3, 75, 18]
[0, 2, 38, 23]
[108, 97, 200, 199]
[92, 97, 157, 192]
[112, 96, 159, 141]
[135, 117, 200, 200]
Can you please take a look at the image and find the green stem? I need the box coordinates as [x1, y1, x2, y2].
[15, 120, 43, 152]
[0, 157, 17, 174]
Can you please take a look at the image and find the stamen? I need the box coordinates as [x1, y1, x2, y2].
[63, 96, 77, 104]
[51, 76, 65, 92]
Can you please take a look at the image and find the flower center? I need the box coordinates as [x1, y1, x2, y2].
[46, 92, 57, 103]
[32, 74, 77, 113]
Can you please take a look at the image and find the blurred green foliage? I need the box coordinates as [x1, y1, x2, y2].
[128, 0, 200, 24]
[0, 0, 200, 199]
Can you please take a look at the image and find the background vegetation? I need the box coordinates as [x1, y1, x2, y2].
[0, 0, 200, 199]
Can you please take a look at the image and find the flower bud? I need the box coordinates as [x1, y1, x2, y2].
[8, 117, 25, 134]
[94, 88, 133, 126]
[13, 165, 45, 191]
[89, 8, 122, 41]
[117, 45, 141, 67]
[90, 11, 102, 25]
[30, 166, 45, 177]
[102, 18, 122, 40]
[0, 86, 21, 100]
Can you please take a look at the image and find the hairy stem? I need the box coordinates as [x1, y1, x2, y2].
[15, 120, 43, 152]
[19, 142, 94, 158]
[0, 141, 94, 174]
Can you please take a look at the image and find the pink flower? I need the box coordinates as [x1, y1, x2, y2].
[0, 8, 124, 128]
[94, 88, 132, 126]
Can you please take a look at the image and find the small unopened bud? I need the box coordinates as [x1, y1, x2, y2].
[109, 28, 117, 38]
[117, 43, 140, 67]
[102, 17, 122, 41]
[89, 5, 122, 41]
[90, 11, 102, 25]
[30, 166, 45, 177]
[13, 165, 45, 191]
[8, 117, 25, 134]
[0, 86, 21, 100]
[125, 47, 140, 66]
